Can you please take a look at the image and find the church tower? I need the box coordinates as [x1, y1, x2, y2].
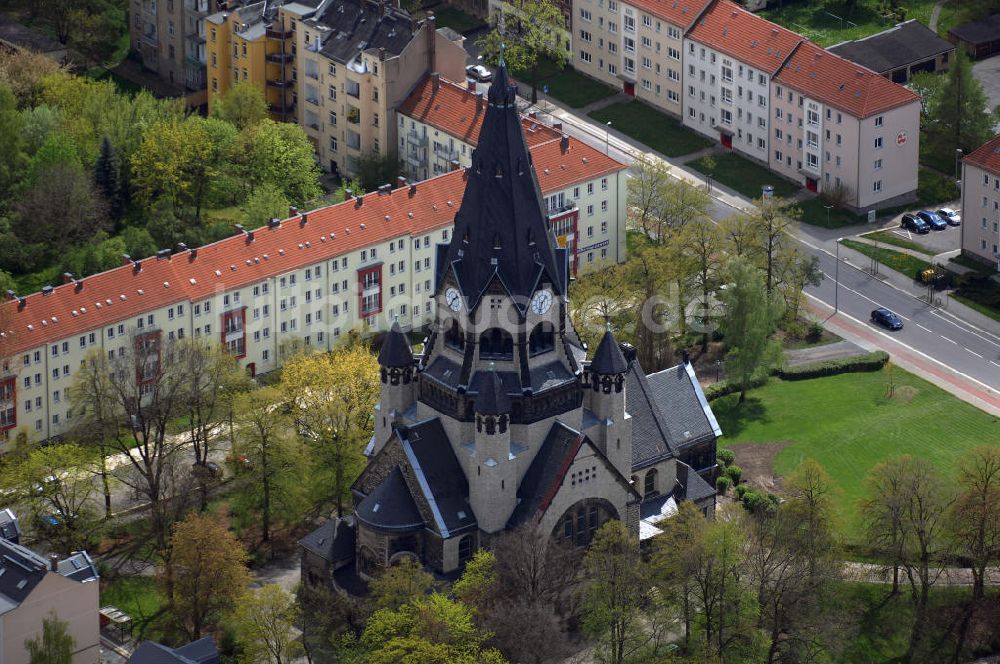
[372, 321, 415, 456]
[585, 325, 632, 479]
[469, 363, 516, 533]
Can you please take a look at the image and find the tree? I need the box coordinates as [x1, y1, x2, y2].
[368, 558, 438, 613]
[233, 584, 303, 664]
[280, 345, 379, 516]
[949, 446, 1000, 601]
[581, 520, 668, 664]
[674, 220, 725, 351]
[626, 156, 673, 240]
[212, 81, 269, 130]
[94, 135, 124, 220]
[242, 184, 290, 228]
[297, 582, 362, 663]
[569, 262, 633, 352]
[651, 500, 706, 651]
[356, 152, 402, 192]
[25, 612, 74, 664]
[0, 84, 27, 199]
[231, 387, 307, 543]
[924, 50, 1000, 164]
[2, 443, 101, 554]
[0, 50, 63, 108]
[476, 0, 568, 103]
[719, 258, 783, 403]
[860, 458, 909, 595]
[66, 0, 128, 65]
[163, 511, 251, 641]
[237, 119, 323, 206]
[745, 196, 799, 295]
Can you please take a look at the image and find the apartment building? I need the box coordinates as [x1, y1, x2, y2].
[960, 135, 1000, 267]
[573, 0, 711, 117]
[771, 41, 920, 210]
[130, 0, 216, 102]
[397, 73, 629, 271]
[0, 145, 625, 447]
[682, 1, 802, 165]
[0, 542, 100, 664]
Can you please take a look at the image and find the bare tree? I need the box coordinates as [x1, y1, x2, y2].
[626, 156, 672, 241]
[949, 446, 1000, 601]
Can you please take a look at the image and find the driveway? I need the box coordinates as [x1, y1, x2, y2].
[973, 55, 1000, 132]
[860, 221, 962, 257]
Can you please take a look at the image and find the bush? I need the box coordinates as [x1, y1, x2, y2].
[806, 322, 824, 343]
[716, 475, 732, 495]
[725, 464, 743, 485]
[776, 351, 889, 380]
[734, 484, 750, 501]
[740, 488, 780, 516]
[717, 448, 736, 468]
[703, 375, 769, 400]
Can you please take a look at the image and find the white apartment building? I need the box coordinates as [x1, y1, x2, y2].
[771, 41, 920, 210]
[0, 144, 626, 448]
[681, 0, 802, 165]
[961, 135, 1000, 267]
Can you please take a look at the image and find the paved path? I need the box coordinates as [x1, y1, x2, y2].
[929, 0, 946, 31]
[784, 340, 869, 366]
[841, 561, 1000, 586]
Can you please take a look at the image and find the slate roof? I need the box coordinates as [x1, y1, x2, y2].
[645, 362, 722, 450]
[56, 551, 99, 583]
[590, 328, 628, 375]
[775, 41, 921, 119]
[624, 360, 676, 470]
[0, 538, 48, 616]
[128, 637, 220, 664]
[305, 0, 417, 66]
[509, 422, 586, 526]
[0, 508, 20, 543]
[827, 20, 954, 73]
[948, 13, 1000, 46]
[624, 0, 713, 30]
[473, 364, 511, 415]
[680, 463, 716, 502]
[400, 418, 476, 536]
[299, 518, 356, 563]
[356, 467, 425, 532]
[0, 22, 66, 54]
[687, 0, 803, 75]
[964, 134, 1000, 175]
[439, 63, 568, 313]
[378, 321, 413, 367]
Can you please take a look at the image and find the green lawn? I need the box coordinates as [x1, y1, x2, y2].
[101, 575, 168, 640]
[689, 153, 800, 200]
[862, 229, 934, 255]
[429, 6, 486, 33]
[515, 60, 618, 109]
[759, 0, 938, 47]
[840, 238, 930, 278]
[589, 100, 714, 157]
[713, 369, 1000, 542]
[796, 197, 864, 229]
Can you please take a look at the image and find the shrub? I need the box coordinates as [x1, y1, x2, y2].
[741, 489, 780, 516]
[734, 484, 750, 501]
[703, 375, 769, 400]
[776, 351, 889, 380]
[806, 322, 824, 343]
[725, 464, 743, 485]
[716, 448, 736, 468]
[716, 475, 732, 495]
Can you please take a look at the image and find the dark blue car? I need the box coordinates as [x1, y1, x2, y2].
[871, 307, 904, 330]
[916, 210, 947, 230]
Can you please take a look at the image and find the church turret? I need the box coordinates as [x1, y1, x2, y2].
[373, 321, 416, 456]
[469, 363, 516, 533]
[587, 325, 632, 478]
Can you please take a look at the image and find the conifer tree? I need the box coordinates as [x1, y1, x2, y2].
[927, 50, 999, 160]
[94, 135, 123, 220]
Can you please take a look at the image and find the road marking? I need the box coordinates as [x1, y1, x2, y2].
[941, 335, 958, 345]
[929, 310, 1000, 349]
[916, 323, 933, 333]
[966, 348, 984, 359]
[992, 361, 1000, 368]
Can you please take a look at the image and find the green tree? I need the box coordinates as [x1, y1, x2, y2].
[651, 500, 706, 651]
[212, 81, 269, 130]
[238, 119, 322, 206]
[626, 156, 672, 240]
[719, 258, 783, 403]
[233, 584, 303, 664]
[95, 135, 124, 220]
[476, 0, 568, 103]
[242, 184, 290, 228]
[925, 50, 1000, 163]
[20, 105, 61, 155]
[674, 219, 725, 351]
[368, 557, 438, 613]
[356, 152, 402, 192]
[67, 0, 128, 65]
[0, 84, 26, 198]
[25, 613, 74, 664]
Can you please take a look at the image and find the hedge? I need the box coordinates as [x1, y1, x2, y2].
[704, 351, 890, 400]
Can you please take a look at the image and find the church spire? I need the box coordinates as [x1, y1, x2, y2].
[437, 61, 566, 314]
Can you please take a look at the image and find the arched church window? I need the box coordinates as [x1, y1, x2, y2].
[644, 469, 659, 498]
[444, 319, 465, 351]
[528, 322, 555, 356]
[553, 499, 617, 548]
[479, 328, 513, 361]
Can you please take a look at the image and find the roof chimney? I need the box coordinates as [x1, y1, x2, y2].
[449, 159, 460, 172]
[289, 205, 298, 217]
[408, 182, 417, 196]
[476, 92, 485, 113]
[177, 242, 188, 252]
[48, 554, 59, 572]
[156, 248, 171, 260]
[299, 212, 308, 227]
[246, 230, 255, 242]
[396, 175, 407, 189]
[5, 289, 17, 301]
[553, 121, 562, 130]
[355, 194, 364, 208]
[42, 285, 53, 296]
[62, 272, 75, 285]
[378, 183, 392, 195]
[560, 134, 569, 153]
[431, 71, 440, 92]
[426, 11, 436, 72]
[122, 253, 132, 266]
[269, 218, 282, 228]
[468, 79, 475, 91]
[681, 349, 690, 365]
[234, 223, 246, 235]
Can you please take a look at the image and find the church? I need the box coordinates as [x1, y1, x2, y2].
[299, 61, 720, 585]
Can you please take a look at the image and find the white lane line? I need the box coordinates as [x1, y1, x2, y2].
[966, 348, 984, 359]
[941, 335, 958, 345]
[929, 310, 1000, 349]
[916, 323, 933, 333]
[992, 361, 1000, 368]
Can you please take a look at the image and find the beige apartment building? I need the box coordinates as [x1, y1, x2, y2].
[572, 0, 711, 117]
[130, 0, 214, 102]
[960, 135, 1000, 267]
[770, 41, 920, 210]
[0, 141, 625, 447]
[0, 543, 100, 664]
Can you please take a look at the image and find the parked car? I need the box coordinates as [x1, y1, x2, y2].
[871, 307, 904, 330]
[191, 461, 223, 480]
[936, 208, 961, 226]
[916, 210, 948, 230]
[466, 64, 492, 82]
[900, 214, 930, 234]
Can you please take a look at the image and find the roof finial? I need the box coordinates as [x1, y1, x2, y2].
[605, 321, 612, 333]
[489, 360, 496, 372]
[497, 8, 506, 67]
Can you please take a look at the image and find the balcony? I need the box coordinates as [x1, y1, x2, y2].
[267, 52, 294, 64]
[266, 78, 294, 88]
[268, 102, 296, 115]
[266, 26, 293, 39]
[185, 0, 209, 14]
[346, 106, 360, 124]
[141, 31, 158, 47]
[546, 201, 577, 219]
[406, 130, 427, 146]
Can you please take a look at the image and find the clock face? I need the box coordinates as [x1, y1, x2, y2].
[531, 289, 553, 315]
[445, 287, 463, 312]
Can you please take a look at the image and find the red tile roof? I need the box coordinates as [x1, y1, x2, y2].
[399, 74, 563, 148]
[0, 136, 624, 356]
[963, 134, 1000, 175]
[624, 0, 712, 30]
[686, 0, 802, 75]
[775, 41, 920, 119]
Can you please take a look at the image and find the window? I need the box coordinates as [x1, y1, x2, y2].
[874, 136, 883, 149]
[873, 180, 882, 193]
[874, 159, 882, 170]
[479, 328, 513, 361]
[875, 115, 883, 127]
[644, 469, 658, 497]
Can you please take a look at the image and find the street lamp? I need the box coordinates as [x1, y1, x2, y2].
[605, 121, 612, 156]
[955, 148, 963, 180]
[834, 237, 843, 314]
[824, 204, 833, 228]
